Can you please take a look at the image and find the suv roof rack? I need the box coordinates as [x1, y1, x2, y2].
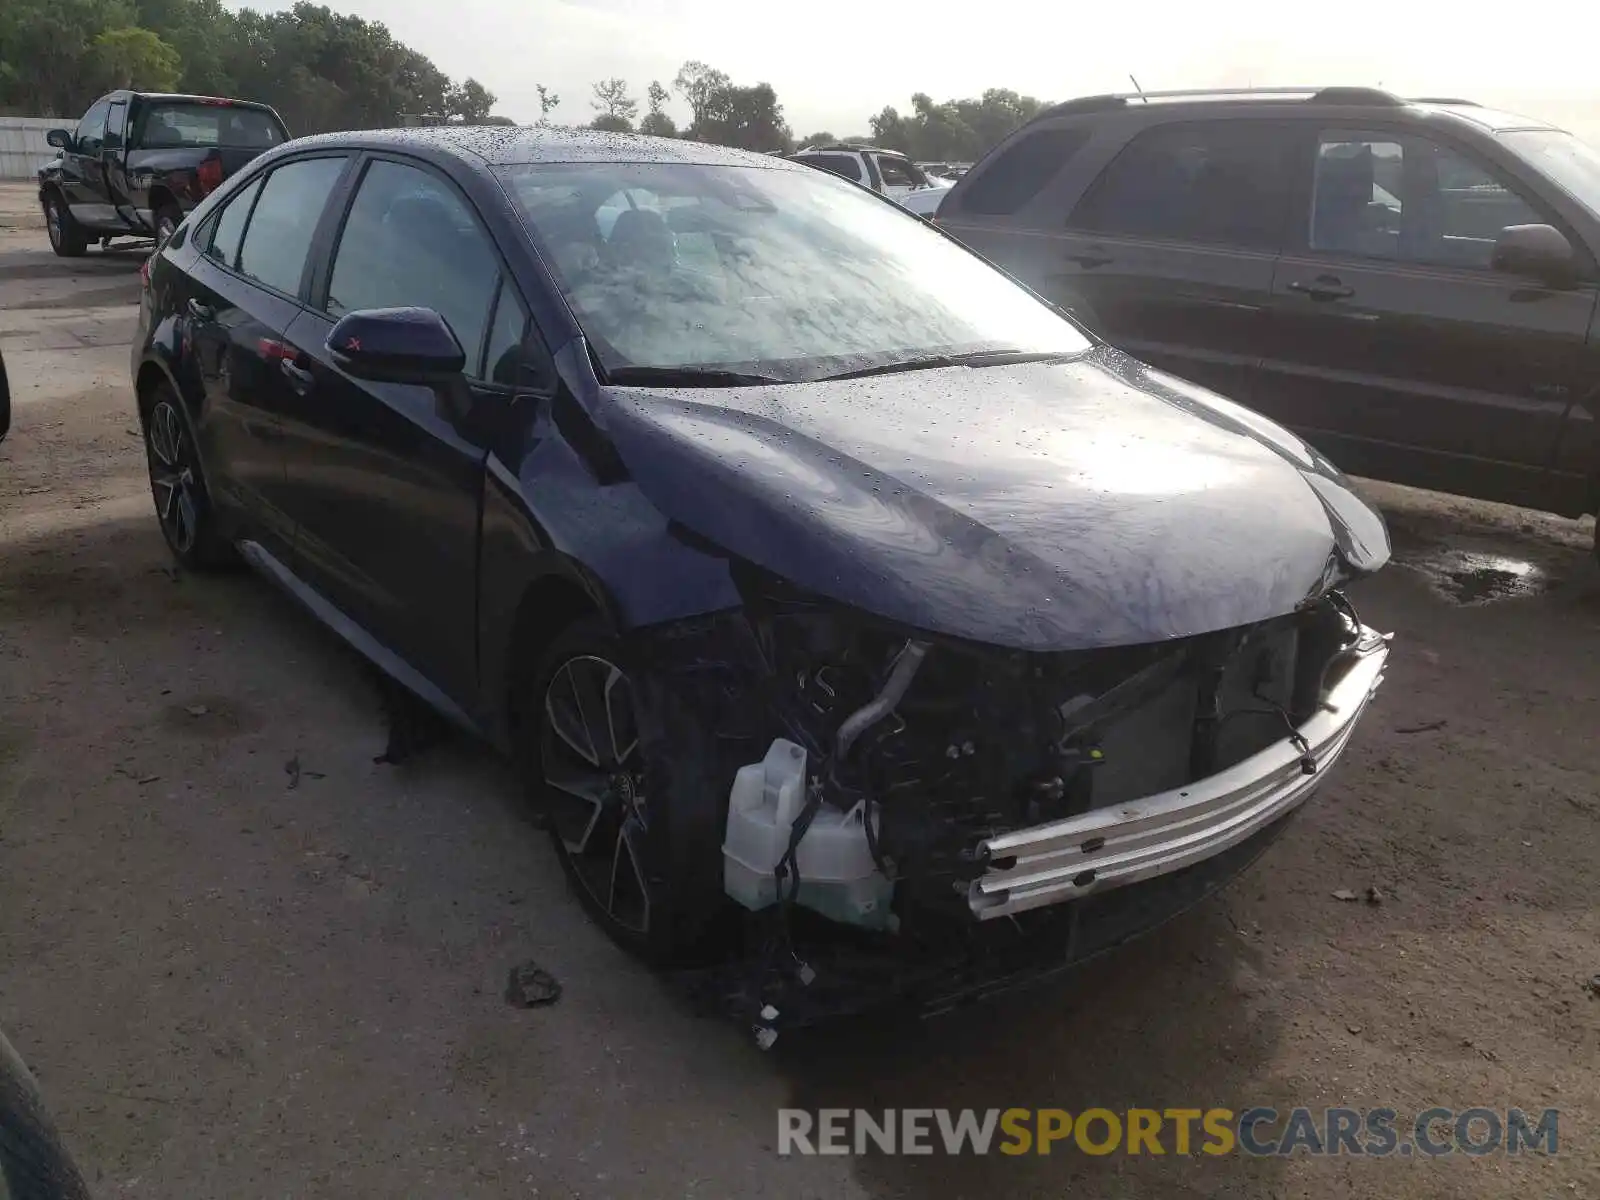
[800, 142, 885, 154]
[1033, 85, 1405, 122]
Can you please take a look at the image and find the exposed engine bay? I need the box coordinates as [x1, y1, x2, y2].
[631, 572, 1389, 1045]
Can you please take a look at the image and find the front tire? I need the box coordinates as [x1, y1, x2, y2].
[42, 193, 87, 258]
[142, 384, 234, 569]
[516, 616, 733, 966]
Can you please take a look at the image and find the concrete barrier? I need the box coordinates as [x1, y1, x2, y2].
[0, 117, 64, 182]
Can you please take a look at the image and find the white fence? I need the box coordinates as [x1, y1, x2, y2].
[0, 117, 63, 181]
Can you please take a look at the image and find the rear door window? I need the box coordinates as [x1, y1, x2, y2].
[956, 127, 1090, 215]
[237, 156, 349, 296]
[876, 156, 924, 188]
[204, 175, 263, 268]
[105, 99, 128, 150]
[1069, 121, 1293, 249]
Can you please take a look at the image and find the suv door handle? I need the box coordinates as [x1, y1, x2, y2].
[1065, 248, 1113, 269]
[186, 298, 215, 321]
[1287, 277, 1354, 301]
[279, 359, 314, 394]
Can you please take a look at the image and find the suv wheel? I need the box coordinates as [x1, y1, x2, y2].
[43, 193, 88, 258]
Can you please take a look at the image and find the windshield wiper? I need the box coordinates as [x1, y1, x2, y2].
[606, 366, 784, 387]
[817, 349, 1083, 381]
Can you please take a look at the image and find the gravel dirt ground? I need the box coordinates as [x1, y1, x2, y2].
[2, 180, 1598, 1199]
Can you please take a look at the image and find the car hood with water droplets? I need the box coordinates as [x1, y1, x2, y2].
[600, 345, 1390, 651]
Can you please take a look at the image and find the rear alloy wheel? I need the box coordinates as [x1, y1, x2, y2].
[43, 194, 87, 258]
[143, 387, 233, 569]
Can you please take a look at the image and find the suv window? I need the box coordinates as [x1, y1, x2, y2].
[801, 153, 863, 183]
[1310, 132, 1544, 271]
[75, 99, 111, 156]
[876, 156, 923, 188]
[237, 156, 348, 296]
[957, 127, 1090, 216]
[205, 175, 263, 268]
[326, 159, 501, 376]
[1070, 121, 1290, 249]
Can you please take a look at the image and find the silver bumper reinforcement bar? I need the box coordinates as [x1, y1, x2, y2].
[969, 628, 1390, 919]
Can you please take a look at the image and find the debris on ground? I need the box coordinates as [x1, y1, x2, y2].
[1395, 719, 1448, 735]
[505, 961, 562, 1008]
[1585, 975, 1600, 999]
[185, 704, 209, 718]
[1331, 889, 1359, 902]
[1365, 886, 1384, 905]
[284, 756, 325, 790]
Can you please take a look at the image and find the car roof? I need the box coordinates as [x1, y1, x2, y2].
[284, 125, 801, 170]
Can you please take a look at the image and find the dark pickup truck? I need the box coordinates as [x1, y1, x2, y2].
[37, 91, 288, 257]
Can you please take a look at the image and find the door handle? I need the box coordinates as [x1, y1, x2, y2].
[1065, 248, 1113, 269]
[186, 298, 215, 321]
[1286, 278, 1354, 301]
[279, 360, 314, 394]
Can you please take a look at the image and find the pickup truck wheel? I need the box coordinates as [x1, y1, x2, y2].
[142, 385, 235, 570]
[42, 194, 87, 258]
[516, 616, 734, 967]
[153, 202, 181, 246]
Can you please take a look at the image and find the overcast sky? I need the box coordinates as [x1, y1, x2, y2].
[243, 0, 1600, 139]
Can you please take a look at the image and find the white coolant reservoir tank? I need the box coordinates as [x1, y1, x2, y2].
[722, 739, 896, 931]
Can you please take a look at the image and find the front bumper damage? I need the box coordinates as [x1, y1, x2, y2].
[970, 629, 1389, 919]
[629, 588, 1392, 1041]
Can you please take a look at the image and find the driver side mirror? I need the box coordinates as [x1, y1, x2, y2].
[46, 128, 73, 151]
[1491, 224, 1580, 289]
[326, 307, 465, 384]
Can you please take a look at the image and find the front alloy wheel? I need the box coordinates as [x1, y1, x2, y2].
[541, 652, 653, 935]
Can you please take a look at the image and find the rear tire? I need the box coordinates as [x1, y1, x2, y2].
[42, 193, 87, 258]
[153, 201, 182, 246]
[141, 383, 235, 570]
[515, 615, 734, 967]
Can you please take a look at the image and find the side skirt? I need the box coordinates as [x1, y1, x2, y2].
[236, 538, 490, 743]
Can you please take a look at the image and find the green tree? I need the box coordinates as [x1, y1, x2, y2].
[590, 112, 632, 133]
[672, 60, 728, 129]
[590, 77, 637, 125]
[535, 83, 560, 124]
[92, 25, 181, 91]
[798, 131, 836, 148]
[639, 79, 675, 137]
[0, 0, 136, 115]
[690, 81, 790, 152]
[448, 78, 497, 122]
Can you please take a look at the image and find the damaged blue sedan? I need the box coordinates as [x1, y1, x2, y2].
[132, 126, 1391, 1033]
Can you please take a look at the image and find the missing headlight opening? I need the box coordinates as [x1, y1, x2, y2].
[652, 585, 1390, 1043]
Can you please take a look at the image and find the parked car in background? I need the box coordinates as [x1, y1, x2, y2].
[38, 91, 289, 257]
[937, 87, 1600, 550]
[133, 126, 1390, 1031]
[789, 143, 950, 216]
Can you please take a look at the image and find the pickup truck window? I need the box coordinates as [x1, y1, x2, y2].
[75, 100, 110, 156]
[133, 103, 285, 151]
[106, 100, 127, 150]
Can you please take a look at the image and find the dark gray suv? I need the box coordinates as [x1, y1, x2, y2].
[938, 87, 1600, 545]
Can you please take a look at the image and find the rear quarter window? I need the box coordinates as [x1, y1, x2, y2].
[955, 127, 1091, 216]
[799, 154, 863, 183]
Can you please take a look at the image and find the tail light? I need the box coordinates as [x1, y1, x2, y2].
[195, 154, 224, 196]
[140, 255, 152, 290]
